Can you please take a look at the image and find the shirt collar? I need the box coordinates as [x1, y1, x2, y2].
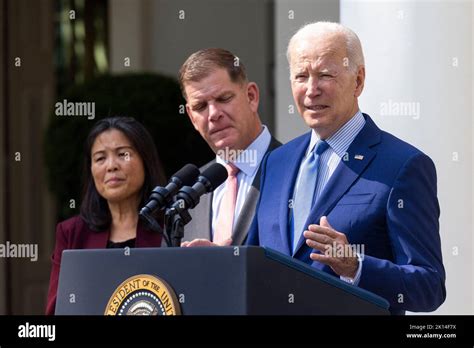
[308, 110, 366, 157]
[216, 125, 271, 177]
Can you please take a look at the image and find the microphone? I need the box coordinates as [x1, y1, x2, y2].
[171, 163, 228, 211]
[139, 164, 200, 228]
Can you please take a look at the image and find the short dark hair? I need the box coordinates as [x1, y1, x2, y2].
[178, 48, 248, 99]
[80, 117, 166, 231]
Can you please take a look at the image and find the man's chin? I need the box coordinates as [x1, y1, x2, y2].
[303, 117, 331, 137]
[304, 116, 325, 129]
[213, 138, 237, 153]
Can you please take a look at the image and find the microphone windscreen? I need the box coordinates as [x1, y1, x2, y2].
[172, 164, 200, 186]
[200, 163, 228, 190]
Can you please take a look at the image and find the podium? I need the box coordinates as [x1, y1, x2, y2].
[56, 246, 389, 315]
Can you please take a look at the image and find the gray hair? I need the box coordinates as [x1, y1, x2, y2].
[286, 21, 365, 73]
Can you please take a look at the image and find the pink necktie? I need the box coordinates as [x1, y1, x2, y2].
[214, 163, 240, 245]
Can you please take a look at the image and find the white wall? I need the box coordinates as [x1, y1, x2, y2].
[341, 0, 473, 314]
[471, 0, 474, 314]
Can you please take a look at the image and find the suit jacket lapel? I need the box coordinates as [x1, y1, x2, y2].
[293, 115, 382, 255]
[232, 186, 258, 245]
[232, 136, 282, 245]
[278, 133, 312, 256]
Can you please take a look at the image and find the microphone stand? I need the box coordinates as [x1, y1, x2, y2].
[139, 210, 164, 235]
[164, 202, 192, 247]
[161, 166, 227, 247]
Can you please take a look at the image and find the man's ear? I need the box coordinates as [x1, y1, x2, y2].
[354, 66, 365, 97]
[246, 82, 260, 113]
[186, 104, 199, 131]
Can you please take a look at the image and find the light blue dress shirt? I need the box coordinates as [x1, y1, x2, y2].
[211, 125, 271, 237]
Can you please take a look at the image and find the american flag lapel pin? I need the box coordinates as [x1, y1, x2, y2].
[354, 154, 364, 160]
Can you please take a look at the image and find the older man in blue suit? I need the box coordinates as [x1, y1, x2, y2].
[247, 22, 445, 314]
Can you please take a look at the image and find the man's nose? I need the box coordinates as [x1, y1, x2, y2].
[208, 103, 222, 121]
[305, 76, 321, 98]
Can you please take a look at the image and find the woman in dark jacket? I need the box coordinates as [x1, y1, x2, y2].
[46, 117, 166, 315]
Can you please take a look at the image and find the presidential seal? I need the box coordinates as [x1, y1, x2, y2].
[104, 274, 181, 315]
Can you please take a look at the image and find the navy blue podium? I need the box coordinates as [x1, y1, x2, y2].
[55, 246, 389, 315]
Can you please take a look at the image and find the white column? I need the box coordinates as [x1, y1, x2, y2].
[471, 0, 474, 315]
[109, 0, 152, 72]
[341, 0, 473, 314]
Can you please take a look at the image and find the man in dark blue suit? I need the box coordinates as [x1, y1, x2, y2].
[247, 21, 445, 314]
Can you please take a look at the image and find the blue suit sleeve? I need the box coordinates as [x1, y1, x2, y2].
[358, 153, 446, 312]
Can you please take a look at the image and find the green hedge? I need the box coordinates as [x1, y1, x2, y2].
[44, 73, 213, 220]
